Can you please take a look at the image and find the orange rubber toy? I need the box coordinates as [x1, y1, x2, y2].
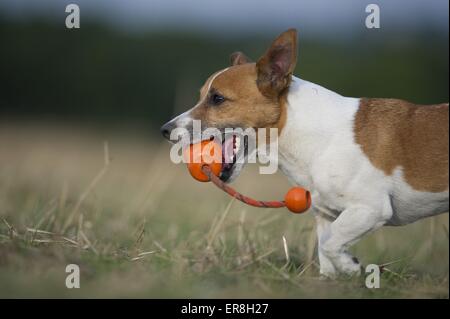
[183, 140, 222, 182]
[184, 140, 311, 214]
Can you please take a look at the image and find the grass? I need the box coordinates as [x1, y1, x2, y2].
[0, 123, 448, 298]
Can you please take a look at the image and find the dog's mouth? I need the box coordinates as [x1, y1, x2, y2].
[219, 133, 247, 182]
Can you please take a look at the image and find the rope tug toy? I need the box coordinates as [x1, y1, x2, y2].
[184, 140, 311, 214]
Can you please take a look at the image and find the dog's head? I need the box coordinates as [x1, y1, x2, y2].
[161, 29, 297, 182]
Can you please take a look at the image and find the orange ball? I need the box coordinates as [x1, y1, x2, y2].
[284, 187, 311, 214]
[184, 140, 222, 182]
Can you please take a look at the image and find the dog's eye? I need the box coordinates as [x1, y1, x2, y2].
[210, 93, 225, 106]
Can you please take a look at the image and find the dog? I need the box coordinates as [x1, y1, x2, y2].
[161, 29, 449, 278]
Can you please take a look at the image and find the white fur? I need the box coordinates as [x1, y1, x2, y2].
[279, 77, 449, 277]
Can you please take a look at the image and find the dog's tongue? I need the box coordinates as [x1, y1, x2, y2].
[222, 135, 235, 164]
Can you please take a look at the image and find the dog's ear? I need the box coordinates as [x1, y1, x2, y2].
[230, 51, 252, 66]
[256, 29, 297, 98]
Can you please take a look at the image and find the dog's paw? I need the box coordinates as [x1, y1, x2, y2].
[337, 254, 362, 277]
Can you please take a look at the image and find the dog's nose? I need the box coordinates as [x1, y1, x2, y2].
[160, 121, 174, 140]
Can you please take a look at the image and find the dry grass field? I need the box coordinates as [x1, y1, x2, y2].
[0, 123, 448, 298]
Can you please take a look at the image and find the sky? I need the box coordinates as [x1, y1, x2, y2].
[0, 0, 448, 37]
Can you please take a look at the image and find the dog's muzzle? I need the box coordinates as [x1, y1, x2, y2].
[160, 121, 175, 140]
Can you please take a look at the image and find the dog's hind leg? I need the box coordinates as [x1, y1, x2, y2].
[319, 203, 391, 277]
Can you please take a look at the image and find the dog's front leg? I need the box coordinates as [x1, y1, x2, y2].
[319, 204, 390, 277]
[315, 214, 338, 278]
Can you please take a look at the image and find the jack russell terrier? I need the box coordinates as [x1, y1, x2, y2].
[161, 29, 449, 278]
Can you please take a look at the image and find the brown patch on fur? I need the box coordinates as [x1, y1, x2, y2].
[189, 29, 298, 140]
[190, 29, 298, 137]
[190, 64, 283, 131]
[354, 98, 449, 192]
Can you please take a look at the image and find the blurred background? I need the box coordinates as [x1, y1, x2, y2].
[0, 0, 448, 298]
[0, 0, 448, 130]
